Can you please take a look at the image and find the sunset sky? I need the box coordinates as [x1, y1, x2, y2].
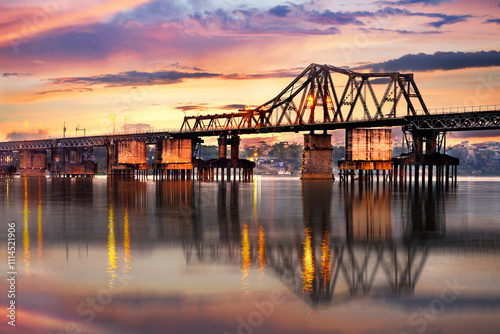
[0, 0, 499, 144]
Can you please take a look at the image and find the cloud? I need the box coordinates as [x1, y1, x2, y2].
[175, 103, 247, 112]
[303, 7, 470, 29]
[113, 0, 189, 25]
[38, 65, 302, 95]
[120, 123, 153, 132]
[359, 27, 441, 34]
[174, 103, 209, 112]
[49, 70, 221, 87]
[374, 7, 472, 28]
[164, 61, 205, 71]
[7, 129, 50, 141]
[368, 78, 393, 85]
[307, 9, 364, 25]
[426, 14, 471, 28]
[36, 88, 93, 95]
[268, 5, 292, 18]
[223, 67, 303, 80]
[0, 2, 473, 69]
[189, 7, 341, 36]
[377, 0, 450, 5]
[484, 18, 500, 24]
[221, 104, 246, 110]
[3, 72, 31, 77]
[361, 50, 500, 72]
[120, 2, 468, 36]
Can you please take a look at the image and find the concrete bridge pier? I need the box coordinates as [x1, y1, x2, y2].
[49, 147, 97, 177]
[218, 135, 227, 159]
[20, 149, 47, 177]
[301, 132, 334, 180]
[393, 130, 458, 189]
[153, 138, 194, 180]
[194, 134, 254, 182]
[107, 140, 149, 179]
[227, 135, 241, 180]
[228, 135, 240, 160]
[338, 129, 393, 184]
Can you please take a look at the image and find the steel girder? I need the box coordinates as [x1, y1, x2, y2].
[0, 132, 175, 151]
[181, 63, 429, 133]
[404, 111, 500, 131]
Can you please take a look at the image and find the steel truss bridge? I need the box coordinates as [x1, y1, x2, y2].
[179, 64, 500, 136]
[0, 130, 177, 150]
[0, 63, 499, 151]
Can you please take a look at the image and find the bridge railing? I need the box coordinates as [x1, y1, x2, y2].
[419, 104, 499, 116]
[51, 128, 179, 140]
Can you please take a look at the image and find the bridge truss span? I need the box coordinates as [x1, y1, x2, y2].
[404, 109, 500, 131]
[181, 63, 430, 133]
[0, 131, 184, 151]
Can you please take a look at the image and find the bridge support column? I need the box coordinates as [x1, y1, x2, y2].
[394, 129, 459, 188]
[107, 140, 148, 179]
[301, 132, 333, 180]
[106, 142, 117, 176]
[153, 138, 194, 180]
[339, 129, 393, 183]
[49, 147, 97, 177]
[20, 149, 47, 177]
[194, 135, 254, 182]
[228, 135, 240, 160]
[218, 135, 227, 159]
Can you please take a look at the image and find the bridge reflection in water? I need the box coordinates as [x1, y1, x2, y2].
[11, 176, 499, 312]
[180, 179, 475, 309]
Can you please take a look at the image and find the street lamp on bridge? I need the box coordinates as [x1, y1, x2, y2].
[24, 122, 28, 140]
[110, 114, 115, 134]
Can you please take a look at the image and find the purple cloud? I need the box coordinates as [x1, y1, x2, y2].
[36, 88, 93, 95]
[3, 72, 31, 77]
[7, 129, 50, 141]
[378, 0, 450, 5]
[307, 9, 364, 25]
[359, 27, 442, 34]
[425, 14, 471, 28]
[49, 70, 221, 87]
[361, 50, 500, 72]
[268, 5, 292, 17]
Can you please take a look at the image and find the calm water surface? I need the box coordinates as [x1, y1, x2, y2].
[1, 176, 500, 334]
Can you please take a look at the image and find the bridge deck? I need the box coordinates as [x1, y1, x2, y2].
[1, 108, 498, 151]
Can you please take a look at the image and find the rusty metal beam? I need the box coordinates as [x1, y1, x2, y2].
[181, 63, 431, 133]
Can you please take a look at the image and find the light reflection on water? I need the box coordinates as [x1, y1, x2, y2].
[107, 202, 117, 288]
[302, 226, 315, 294]
[37, 177, 43, 266]
[1, 176, 500, 334]
[241, 223, 251, 295]
[123, 207, 131, 279]
[22, 177, 30, 278]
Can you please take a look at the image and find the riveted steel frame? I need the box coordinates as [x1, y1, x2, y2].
[181, 63, 430, 133]
[403, 111, 500, 132]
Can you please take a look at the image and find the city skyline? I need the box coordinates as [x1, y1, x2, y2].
[1, 0, 499, 144]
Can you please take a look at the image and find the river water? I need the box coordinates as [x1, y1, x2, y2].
[1, 176, 500, 334]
